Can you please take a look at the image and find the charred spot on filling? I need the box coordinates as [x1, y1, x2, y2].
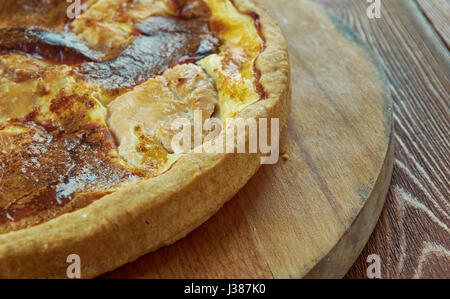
[75, 16, 219, 91]
[0, 28, 105, 64]
[0, 93, 143, 231]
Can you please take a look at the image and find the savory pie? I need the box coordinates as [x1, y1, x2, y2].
[0, 0, 290, 278]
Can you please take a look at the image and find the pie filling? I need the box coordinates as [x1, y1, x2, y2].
[0, 0, 264, 233]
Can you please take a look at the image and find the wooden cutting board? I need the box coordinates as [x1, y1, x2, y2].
[103, 0, 394, 278]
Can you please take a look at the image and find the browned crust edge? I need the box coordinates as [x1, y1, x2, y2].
[0, 0, 291, 278]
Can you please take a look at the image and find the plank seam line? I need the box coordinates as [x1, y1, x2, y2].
[287, 125, 346, 227]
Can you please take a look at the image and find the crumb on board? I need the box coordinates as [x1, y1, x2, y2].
[281, 154, 291, 161]
[280, 145, 291, 161]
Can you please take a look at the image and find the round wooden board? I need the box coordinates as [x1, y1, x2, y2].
[103, 0, 394, 279]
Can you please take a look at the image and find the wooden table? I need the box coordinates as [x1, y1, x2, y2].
[309, 0, 449, 279]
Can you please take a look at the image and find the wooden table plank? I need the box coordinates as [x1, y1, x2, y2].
[312, 0, 449, 278]
[416, 0, 450, 47]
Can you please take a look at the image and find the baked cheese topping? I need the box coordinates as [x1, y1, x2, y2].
[0, 0, 264, 232]
[199, 0, 264, 119]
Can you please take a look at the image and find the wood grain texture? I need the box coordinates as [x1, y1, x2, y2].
[416, 0, 450, 47]
[103, 0, 394, 278]
[310, 0, 449, 279]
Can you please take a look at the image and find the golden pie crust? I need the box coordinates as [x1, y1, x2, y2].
[0, 0, 290, 278]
